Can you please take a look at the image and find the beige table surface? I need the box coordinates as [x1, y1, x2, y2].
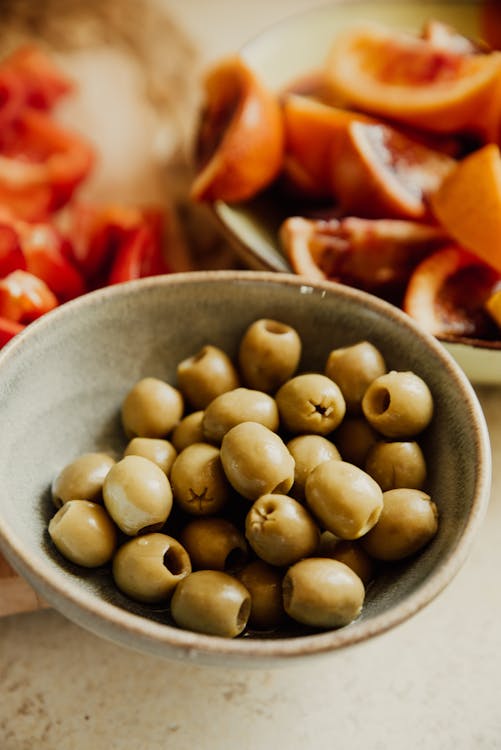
[2, 1, 501, 748]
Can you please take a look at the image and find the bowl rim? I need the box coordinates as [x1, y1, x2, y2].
[0, 270, 492, 664]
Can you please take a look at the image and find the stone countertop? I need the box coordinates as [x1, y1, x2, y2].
[1, 1, 501, 748]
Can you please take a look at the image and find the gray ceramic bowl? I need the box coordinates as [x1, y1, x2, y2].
[0, 271, 491, 667]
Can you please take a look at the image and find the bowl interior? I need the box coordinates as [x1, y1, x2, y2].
[0, 271, 490, 665]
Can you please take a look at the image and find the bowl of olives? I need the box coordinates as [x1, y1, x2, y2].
[0, 270, 491, 666]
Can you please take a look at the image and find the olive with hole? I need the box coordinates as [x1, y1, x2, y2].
[334, 417, 378, 467]
[305, 459, 383, 539]
[364, 440, 427, 491]
[220, 421, 295, 501]
[179, 517, 248, 571]
[202, 387, 279, 444]
[171, 411, 205, 452]
[361, 488, 439, 561]
[170, 442, 231, 515]
[283, 558, 365, 628]
[121, 377, 184, 439]
[177, 345, 240, 410]
[124, 437, 177, 476]
[112, 533, 191, 603]
[325, 341, 387, 414]
[276, 373, 346, 435]
[170, 570, 251, 638]
[287, 434, 341, 500]
[238, 318, 301, 393]
[237, 559, 285, 629]
[362, 371, 434, 438]
[103, 455, 173, 536]
[51, 452, 115, 508]
[245, 493, 319, 566]
[48, 500, 117, 568]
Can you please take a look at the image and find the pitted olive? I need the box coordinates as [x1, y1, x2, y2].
[238, 318, 301, 393]
[276, 373, 346, 435]
[202, 387, 279, 444]
[177, 345, 239, 409]
[121, 377, 184, 439]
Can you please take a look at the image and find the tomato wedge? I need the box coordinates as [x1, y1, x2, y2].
[0, 45, 73, 113]
[0, 223, 25, 276]
[68, 204, 170, 286]
[0, 269, 58, 323]
[0, 109, 94, 221]
[0, 316, 24, 346]
[403, 245, 501, 340]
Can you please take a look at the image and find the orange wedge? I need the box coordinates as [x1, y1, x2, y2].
[481, 1, 501, 51]
[191, 56, 284, 203]
[330, 120, 455, 220]
[430, 143, 501, 273]
[403, 245, 501, 339]
[324, 23, 501, 137]
[282, 94, 372, 198]
[280, 215, 447, 299]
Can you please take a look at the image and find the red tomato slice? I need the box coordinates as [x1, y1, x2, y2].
[0, 45, 73, 111]
[0, 109, 94, 221]
[0, 269, 58, 323]
[403, 245, 501, 340]
[17, 221, 86, 301]
[108, 224, 170, 284]
[0, 223, 26, 276]
[0, 315, 24, 347]
[68, 204, 170, 285]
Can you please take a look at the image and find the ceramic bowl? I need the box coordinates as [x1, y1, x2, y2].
[0, 271, 491, 667]
[211, 0, 501, 384]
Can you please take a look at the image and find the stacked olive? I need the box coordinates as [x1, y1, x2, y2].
[47, 318, 438, 638]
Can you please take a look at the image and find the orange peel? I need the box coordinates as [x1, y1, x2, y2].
[191, 56, 284, 203]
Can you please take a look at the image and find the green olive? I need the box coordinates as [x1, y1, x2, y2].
[48, 500, 117, 567]
[325, 341, 386, 414]
[287, 434, 341, 500]
[121, 377, 184, 439]
[305, 459, 383, 539]
[103, 455, 173, 535]
[238, 318, 302, 393]
[334, 417, 379, 467]
[51, 452, 115, 508]
[364, 441, 427, 491]
[276, 373, 346, 435]
[124, 437, 177, 476]
[245, 493, 319, 566]
[237, 559, 285, 629]
[179, 517, 248, 571]
[202, 387, 279, 444]
[283, 558, 365, 628]
[112, 533, 191, 603]
[171, 411, 205, 452]
[362, 371, 434, 438]
[319, 537, 375, 585]
[220, 422, 295, 501]
[177, 345, 239, 410]
[361, 488, 439, 561]
[170, 570, 251, 637]
[170, 443, 231, 515]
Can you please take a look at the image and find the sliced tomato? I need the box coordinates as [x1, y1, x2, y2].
[0, 269, 58, 323]
[0, 109, 94, 221]
[16, 221, 86, 301]
[403, 245, 501, 340]
[108, 224, 170, 284]
[0, 316, 24, 347]
[0, 223, 26, 276]
[68, 204, 170, 285]
[0, 45, 73, 112]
